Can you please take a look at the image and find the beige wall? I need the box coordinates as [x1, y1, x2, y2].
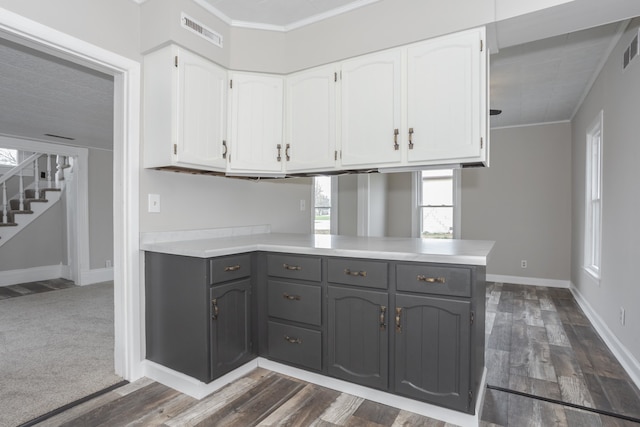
[461, 122, 572, 281]
[571, 18, 640, 363]
[385, 172, 414, 238]
[88, 149, 113, 269]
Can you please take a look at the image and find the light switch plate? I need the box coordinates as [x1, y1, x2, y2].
[148, 193, 161, 213]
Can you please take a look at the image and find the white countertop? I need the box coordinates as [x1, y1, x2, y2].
[140, 231, 494, 266]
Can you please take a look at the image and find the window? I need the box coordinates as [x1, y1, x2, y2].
[417, 169, 459, 239]
[584, 111, 603, 280]
[314, 176, 334, 234]
[0, 148, 18, 166]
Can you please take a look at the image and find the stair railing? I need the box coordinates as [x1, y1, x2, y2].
[0, 152, 64, 224]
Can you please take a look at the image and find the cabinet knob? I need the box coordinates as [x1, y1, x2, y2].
[417, 275, 446, 284]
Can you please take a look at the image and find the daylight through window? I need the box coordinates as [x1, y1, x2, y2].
[314, 176, 332, 234]
[418, 169, 454, 239]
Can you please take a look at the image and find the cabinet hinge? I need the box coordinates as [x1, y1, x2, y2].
[334, 150, 338, 161]
[480, 39, 484, 52]
[468, 390, 473, 406]
[173, 144, 177, 155]
[470, 311, 475, 325]
[174, 56, 178, 68]
[480, 137, 483, 149]
[334, 72, 337, 82]
[230, 79, 233, 89]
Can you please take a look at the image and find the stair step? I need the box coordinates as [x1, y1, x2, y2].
[24, 188, 60, 199]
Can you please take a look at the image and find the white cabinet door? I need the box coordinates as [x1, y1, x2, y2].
[340, 50, 402, 168]
[178, 50, 228, 169]
[143, 45, 227, 171]
[228, 72, 284, 175]
[406, 28, 486, 165]
[285, 64, 338, 173]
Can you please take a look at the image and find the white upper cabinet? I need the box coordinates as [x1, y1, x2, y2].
[285, 64, 338, 173]
[144, 45, 228, 171]
[227, 72, 285, 176]
[405, 27, 487, 166]
[340, 49, 403, 168]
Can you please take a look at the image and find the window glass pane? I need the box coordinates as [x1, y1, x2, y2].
[421, 206, 453, 238]
[421, 178, 453, 205]
[0, 148, 18, 166]
[314, 176, 331, 234]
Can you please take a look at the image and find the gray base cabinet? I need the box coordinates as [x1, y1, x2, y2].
[145, 252, 255, 383]
[394, 294, 470, 411]
[327, 285, 389, 390]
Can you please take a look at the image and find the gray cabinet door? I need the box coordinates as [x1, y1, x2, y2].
[394, 293, 471, 412]
[327, 285, 388, 390]
[210, 279, 253, 379]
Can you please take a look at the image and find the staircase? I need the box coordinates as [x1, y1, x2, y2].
[0, 151, 68, 247]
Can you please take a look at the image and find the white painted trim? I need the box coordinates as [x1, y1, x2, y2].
[144, 357, 484, 426]
[0, 264, 66, 286]
[570, 283, 640, 390]
[80, 267, 114, 285]
[0, 7, 141, 382]
[356, 174, 370, 236]
[193, 0, 382, 33]
[143, 359, 259, 400]
[486, 274, 571, 288]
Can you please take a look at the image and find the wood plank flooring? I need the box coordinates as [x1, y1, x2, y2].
[0, 278, 75, 299]
[482, 282, 640, 426]
[21, 281, 640, 426]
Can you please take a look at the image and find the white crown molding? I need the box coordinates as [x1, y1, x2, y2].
[193, 0, 381, 32]
[130, 0, 149, 4]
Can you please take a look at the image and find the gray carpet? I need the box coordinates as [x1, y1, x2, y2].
[0, 282, 123, 427]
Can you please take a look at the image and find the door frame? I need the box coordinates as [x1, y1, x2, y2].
[0, 8, 142, 380]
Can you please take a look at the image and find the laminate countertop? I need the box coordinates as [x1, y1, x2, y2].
[140, 232, 494, 266]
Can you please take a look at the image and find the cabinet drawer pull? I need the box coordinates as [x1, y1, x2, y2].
[211, 298, 219, 320]
[344, 268, 367, 277]
[277, 144, 282, 162]
[408, 127, 414, 149]
[417, 275, 446, 284]
[283, 263, 302, 271]
[395, 307, 402, 333]
[393, 128, 399, 150]
[224, 264, 241, 272]
[284, 335, 302, 344]
[283, 293, 301, 301]
[380, 305, 387, 330]
[285, 143, 291, 161]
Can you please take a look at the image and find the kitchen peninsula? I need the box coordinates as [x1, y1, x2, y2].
[141, 227, 493, 425]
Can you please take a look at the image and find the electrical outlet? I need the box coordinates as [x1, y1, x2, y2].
[620, 307, 626, 326]
[521, 260, 527, 268]
[300, 199, 306, 211]
[148, 194, 161, 213]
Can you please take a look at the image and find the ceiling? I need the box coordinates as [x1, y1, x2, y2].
[0, 1, 638, 151]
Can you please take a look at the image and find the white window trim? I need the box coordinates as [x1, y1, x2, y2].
[414, 169, 461, 239]
[312, 176, 337, 235]
[584, 110, 603, 282]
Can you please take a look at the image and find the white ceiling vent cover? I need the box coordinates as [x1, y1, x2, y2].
[181, 13, 223, 48]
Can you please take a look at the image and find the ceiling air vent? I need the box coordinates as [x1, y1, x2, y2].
[181, 13, 223, 48]
[623, 31, 639, 70]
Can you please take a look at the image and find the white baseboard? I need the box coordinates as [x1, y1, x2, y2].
[487, 274, 570, 288]
[570, 283, 640, 390]
[0, 264, 66, 286]
[143, 357, 484, 427]
[80, 267, 114, 285]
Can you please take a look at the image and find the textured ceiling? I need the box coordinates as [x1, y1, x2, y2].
[0, 38, 113, 150]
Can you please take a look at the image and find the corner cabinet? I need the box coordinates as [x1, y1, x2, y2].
[145, 252, 255, 383]
[227, 72, 285, 176]
[143, 45, 228, 171]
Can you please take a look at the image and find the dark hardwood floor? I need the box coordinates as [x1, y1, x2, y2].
[0, 278, 75, 299]
[20, 282, 640, 426]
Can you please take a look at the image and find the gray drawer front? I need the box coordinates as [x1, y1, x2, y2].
[267, 254, 321, 282]
[268, 321, 322, 370]
[210, 254, 252, 284]
[268, 280, 321, 326]
[327, 258, 388, 289]
[396, 264, 471, 297]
